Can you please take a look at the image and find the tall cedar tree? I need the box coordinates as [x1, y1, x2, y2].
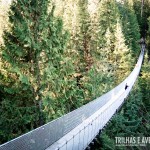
[117, 0, 140, 59]
[113, 20, 131, 83]
[77, 0, 92, 73]
[98, 0, 119, 49]
[0, 0, 69, 143]
[98, 0, 119, 80]
[98, 0, 131, 85]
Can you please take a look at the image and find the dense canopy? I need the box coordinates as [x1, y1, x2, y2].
[0, 0, 149, 149]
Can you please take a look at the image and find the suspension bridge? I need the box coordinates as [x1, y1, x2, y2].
[0, 47, 145, 150]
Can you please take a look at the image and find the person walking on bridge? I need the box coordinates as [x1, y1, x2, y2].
[139, 37, 145, 44]
[125, 83, 129, 90]
[139, 37, 145, 51]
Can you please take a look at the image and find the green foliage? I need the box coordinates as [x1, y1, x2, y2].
[98, 0, 119, 49]
[139, 52, 150, 119]
[0, 74, 39, 143]
[0, 0, 149, 146]
[0, 0, 79, 143]
[97, 1, 150, 149]
[133, 0, 150, 36]
[76, 0, 92, 72]
[111, 20, 131, 83]
[147, 17, 150, 58]
[97, 0, 134, 85]
[117, 1, 141, 58]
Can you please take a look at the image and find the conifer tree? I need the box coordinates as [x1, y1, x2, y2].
[77, 0, 92, 72]
[98, 0, 119, 49]
[147, 17, 150, 57]
[113, 20, 132, 82]
[98, 0, 128, 86]
[117, 0, 141, 58]
[98, 0, 120, 68]
[0, 0, 75, 143]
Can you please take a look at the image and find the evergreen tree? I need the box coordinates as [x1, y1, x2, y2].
[98, 0, 132, 85]
[1, 0, 80, 143]
[76, 0, 115, 101]
[113, 20, 132, 83]
[117, 0, 141, 58]
[98, 0, 119, 49]
[77, 0, 92, 72]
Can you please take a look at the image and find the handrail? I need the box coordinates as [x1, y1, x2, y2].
[0, 50, 144, 150]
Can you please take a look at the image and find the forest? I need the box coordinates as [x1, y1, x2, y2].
[0, 0, 150, 149]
